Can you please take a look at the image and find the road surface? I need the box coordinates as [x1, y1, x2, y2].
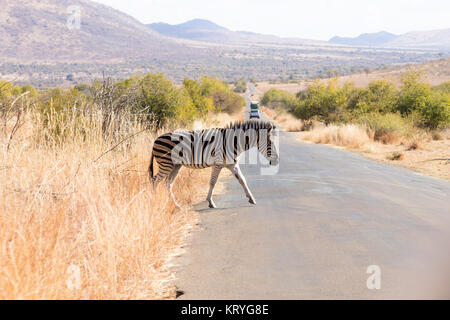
[174, 86, 450, 299]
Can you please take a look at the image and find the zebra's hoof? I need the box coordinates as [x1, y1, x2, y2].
[208, 202, 217, 209]
[249, 198, 257, 205]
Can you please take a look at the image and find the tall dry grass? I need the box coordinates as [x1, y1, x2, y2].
[0, 105, 211, 299]
[300, 124, 373, 148]
[260, 107, 304, 132]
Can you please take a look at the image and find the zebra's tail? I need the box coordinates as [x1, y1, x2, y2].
[148, 153, 155, 183]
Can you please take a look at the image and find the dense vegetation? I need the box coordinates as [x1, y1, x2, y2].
[1, 73, 245, 139]
[0, 72, 247, 299]
[262, 73, 450, 133]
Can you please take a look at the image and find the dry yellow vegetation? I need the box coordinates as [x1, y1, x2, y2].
[0, 107, 235, 299]
[299, 124, 450, 181]
[260, 107, 304, 132]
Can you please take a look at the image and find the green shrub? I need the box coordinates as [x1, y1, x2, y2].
[183, 79, 214, 117]
[294, 79, 349, 124]
[234, 79, 247, 93]
[356, 112, 413, 143]
[349, 80, 397, 115]
[199, 76, 245, 114]
[396, 72, 450, 129]
[261, 88, 296, 111]
[138, 73, 193, 128]
[293, 73, 449, 131]
[416, 90, 450, 129]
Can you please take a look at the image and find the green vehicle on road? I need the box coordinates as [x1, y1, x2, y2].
[250, 101, 259, 111]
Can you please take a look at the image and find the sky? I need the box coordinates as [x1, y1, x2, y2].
[93, 0, 450, 40]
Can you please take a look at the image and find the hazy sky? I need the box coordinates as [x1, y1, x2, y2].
[93, 0, 450, 40]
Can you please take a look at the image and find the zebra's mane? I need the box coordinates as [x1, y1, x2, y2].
[225, 120, 275, 131]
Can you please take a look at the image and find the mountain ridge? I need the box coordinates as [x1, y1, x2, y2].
[0, 0, 196, 62]
[330, 29, 450, 49]
[147, 19, 324, 45]
[330, 31, 398, 46]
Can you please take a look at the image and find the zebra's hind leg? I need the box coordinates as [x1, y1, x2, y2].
[167, 165, 182, 209]
[207, 165, 223, 209]
[227, 164, 256, 205]
[152, 171, 167, 187]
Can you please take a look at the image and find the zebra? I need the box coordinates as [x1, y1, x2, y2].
[148, 120, 279, 209]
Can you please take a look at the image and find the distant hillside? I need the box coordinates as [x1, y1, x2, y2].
[387, 28, 450, 49]
[147, 19, 323, 45]
[330, 31, 398, 46]
[0, 2, 443, 87]
[148, 19, 228, 40]
[0, 0, 191, 62]
[330, 28, 450, 50]
[254, 58, 450, 96]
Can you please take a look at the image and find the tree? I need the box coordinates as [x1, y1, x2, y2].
[199, 76, 246, 114]
[294, 79, 349, 124]
[137, 73, 192, 129]
[183, 79, 214, 117]
[261, 88, 296, 111]
[233, 79, 247, 93]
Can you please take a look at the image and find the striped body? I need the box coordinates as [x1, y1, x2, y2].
[149, 120, 279, 209]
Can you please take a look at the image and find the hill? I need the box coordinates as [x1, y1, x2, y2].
[330, 29, 450, 49]
[0, 1, 444, 87]
[330, 31, 398, 46]
[148, 19, 228, 40]
[147, 19, 323, 45]
[0, 0, 192, 62]
[254, 58, 450, 96]
[387, 28, 450, 49]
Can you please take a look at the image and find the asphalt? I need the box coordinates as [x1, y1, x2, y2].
[173, 86, 450, 300]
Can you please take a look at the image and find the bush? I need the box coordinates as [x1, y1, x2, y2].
[198, 76, 245, 114]
[183, 79, 215, 117]
[349, 80, 397, 115]
[356, 112, 413, 144]
[293, 73, 449, 131]
[92, 74, 198, 131]
[294, 79, 349, 124]
[415, 90, 450, 130]
[396, 72, 449, 129]
[233, 79, 247, 93]
[37, 87, 91, 141]
[261, 88, 296, 111]
[137, 73, 194, 129]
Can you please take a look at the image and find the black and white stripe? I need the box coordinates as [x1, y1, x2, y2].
[149, 120, 279, 208]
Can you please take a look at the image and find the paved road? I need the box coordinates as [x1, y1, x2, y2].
[174, 86, 450, 299]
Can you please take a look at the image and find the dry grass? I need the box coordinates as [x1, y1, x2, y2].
[299, 123, 450, 180]
[0, 107, 217, 299]
[205, 111, 245, 128]
[300, 124, 372, 148]
[260, 107, 304, 132]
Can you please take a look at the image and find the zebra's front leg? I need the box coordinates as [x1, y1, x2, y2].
[207, 165, 223, 208]
[227, 164, 256, 205]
